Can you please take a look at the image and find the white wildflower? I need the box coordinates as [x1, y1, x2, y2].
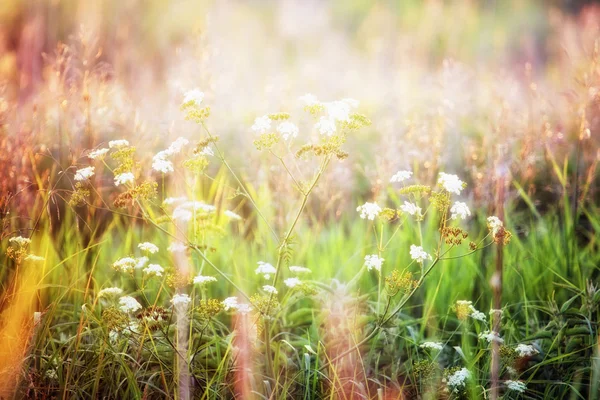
[119, 296, 142, 313]
[515, 344, 538, 357]
[166, 137, 190, 155]
[479, 330, 504, 344]
[487, 216, 503, 235]
[74, 166, 95, 181]
[9, 236, 31, 246]
[252, 115, 272, 134]
[505, 380, 527, 393]
[289, 266, 311, 274]
[182, 88, 204, 106]
[324, 100, 352, 122]
[277, 121, 299, 140]
[172, 207, 193, 222]
[262, 285, 278, 294]
[97, 287, 123, 298]
[390, 170, 412, 183]
[438, 172, 465, 195]
[450, 201, 471, 220]
[108, 139, 129, 149]
[143, 263, 164, 277]
[410, 245, 431, 263]
[25, 254, 45, 262]
[284, 277, 302, 288]
[315, 117, 336, 136]
[168, 242, 187, 253]
[364, 254, 384, 272]
[255, 261, 277, 279]
[135, 256, 149, 269]
[470, 309, 487, 321]
[163, 196, 187, 206]
[88, 148, 109, 160]
[113, 257, 137, 273]
[171, 293, 191, 308]
[420, 342, 444, 351]
[400, 201, 422, 218]
[152, 156, 174, 173]
[222, 297, 239, 311]
[356, 202, 382, 220]
[138, 242, 159, 254]
[447, 368, 471, 392]
[114, 172, 134, 186]
[193, 275, 217, 285]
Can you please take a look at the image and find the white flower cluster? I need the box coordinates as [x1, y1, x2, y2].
[276, 121, 299, 141]
[410, 245, 431, 263]
[450, 201, 471, 220]
[255, 261, 277, 279]
[356, 202, 382, 220]
[251, 115, 272, 134]
[97, 287, 123, 298]
[438, 172, 465, 195]
[182, 88, 204, 106]
[262, 285, 278, 294]
[88, 148, 109, 160]
[289, 266, 311, 274]
[152, 137, 190, 174]
[143, 263, 164, 277]
[390, 170, 412, 183]
[9, 236, 31, 246]
[420, 341, 444, 350]
[487, 216, 503, 235]
[171, 293, 192, 308]
[74, 166, 95, 181]
[446, 368, 471, 393]
[109, 139, 129, 149]
[222, 297, 252, 314]
[364, 254, 384, 272]
[400, 201, 422, 218]
[284, 277, 302, 288]
[119, 296, 142, 313]
[505, 380, 527, 393]
[299, 95, 359, 136]
[168, 241, 187, 253]
[515, 343, 538, 357]
[478, 330, 504, 343]
[170, 201, 216, 222]
[138, 242, 159, 254]
[456, 300, 486, 321]
[114, 172, 134, 186]
[193, 275, 218, 286]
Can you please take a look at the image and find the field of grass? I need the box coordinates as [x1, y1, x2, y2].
[1, 1, 600, 399]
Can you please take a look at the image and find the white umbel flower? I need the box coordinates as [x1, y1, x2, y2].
[315, 117, 336, 136]
[74, 166, 95, 181]
[438, 172, 465, 195]
[289, 266, 311, 274]
[135, 256, 149, 269]
[182, 88, 204, 106]
[143, 264, 164, 277]
[390, 170, 412, 183]
[171, 293, 192, 308]
[400, 201, 422, 218]
[364, 254, 384, 272]
[168, 242, 187, 253]
[262, 285, 278, 294]
[152, 156, 174, 173]
[284, 277, 302, 288]
[222, 297, 252, 314]
[88, 148, 109, 160]
[410, 245, 431, 263]
[114, 172, 134, 186]
[113, 257, 137, 273]
[446, 368, 471, 393]
[97, 287, 123, 298]
[138, 242, 159, 254]
[25, 254, 45, 262]
[479, 330, 504, 343]
[420, 342, 444, 350]
[515, 344, 538, 357]
[487, 216, 503, 235]
[357, 202, 382, 220]
[450, 201, 471, 220]
[193, 275, 217, 285]
[252, 115, 272, 134]
[119, 296, 142, 313]
[277, 121, 299, 140]
[505, 380, 526, 393]
[324, 100, 352, 122]
[109, 139, 129, 149]
[9, 236, 31, 246]
[255, 261, 277, 279]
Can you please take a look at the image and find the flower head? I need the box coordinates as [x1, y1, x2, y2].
[410, 245, 431, 263]
[114, 172, 134, 186]
[182, 88, 204, 106]
[193, 275, 217, 286]
[420, 342, 444, 351]
[168, 242, 187, 253]
[315, 117, 336, 136]
[450, 201, 471, 220]
[505, 380, 526, 393]
[400, 201, 422, 218]
[97, 287, 123, 298]
[284, 277, 301, 288]
[255, 261, 277, 279]
[446, 368, 471, 392]
[109, 140, 130, 149]
[113, 257, 137, 273]
[277, 121, 299, 141]
[74, 166, 95, 181]
[119, 296, 142, 313]
[364, 254, 384, 272]
[152, 157, 174, 173]
[88, 148, 109, 160]
[143, 263, 164, 277]
[357, 202, 382, 220]
[171, 293, 192, 308]
[478, 330, 504, 343]
[138, 242, 159, 254]
[390, 170, 412, 183]
[262, 285, 278, 294]
[252, 115, 272, 134]
[515, 344, 538, 357]
[438, 172, 465, 195]
[487, 216, 503, 235]
[289, 266, 311, 274]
